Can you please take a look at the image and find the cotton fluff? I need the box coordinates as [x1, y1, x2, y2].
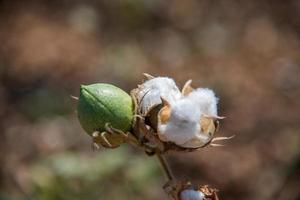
[180, 189, 205, 200]
[158, 87, 219, 148]
[138, 77, 181, 115]
[187, 88, 218, 116]
[158, 98, 211, 147]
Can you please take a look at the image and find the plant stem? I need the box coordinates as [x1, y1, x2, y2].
[156, 153, 174, 181]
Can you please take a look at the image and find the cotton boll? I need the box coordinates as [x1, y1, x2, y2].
[137, 76, 181, 115]
[136, 76, 221, 149]
[187, 88, 218, 116]
[157, 89, 218, 148]
[180, 189, 205, 200]
[158, 98, 211, 147]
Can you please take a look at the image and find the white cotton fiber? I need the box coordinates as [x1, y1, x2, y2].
[158, 98, 202, 145]
[138, 77, 181, 115]
[187, 88, 218, 116]
[157, 87, 218, 148]
[180, 189, 205, 200]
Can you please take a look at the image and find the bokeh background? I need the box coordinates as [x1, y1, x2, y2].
[0, 0, 300, 199]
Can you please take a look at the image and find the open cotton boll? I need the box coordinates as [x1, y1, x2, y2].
[180, 189, 205, 200]
[137, 77, 181, 115]
[158, 98, 211, 147]
[158, 95, 216, 148]
[187, 88, 218, 116]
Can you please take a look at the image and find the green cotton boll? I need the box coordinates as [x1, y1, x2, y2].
[77, 83, 134, 135]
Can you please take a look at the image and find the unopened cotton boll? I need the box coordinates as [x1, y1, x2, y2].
[187, 88, 218, 116]
[180, 189, 205, 200]
[137, 76, 181, 115]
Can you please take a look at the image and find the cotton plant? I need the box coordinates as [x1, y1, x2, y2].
[74, 73, 232, 200]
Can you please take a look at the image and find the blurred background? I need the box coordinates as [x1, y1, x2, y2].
[0, 0, 300, 199]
